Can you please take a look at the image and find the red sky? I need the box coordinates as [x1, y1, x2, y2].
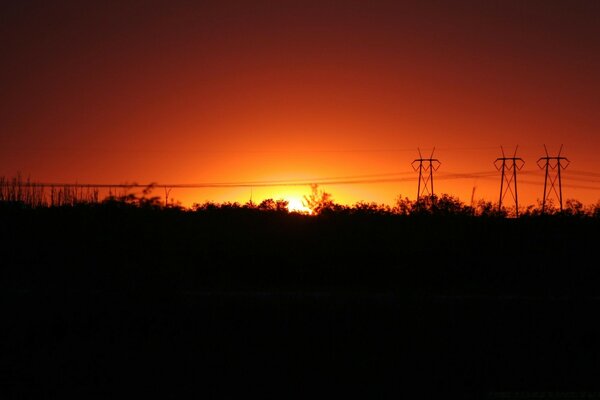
[1, 1, 599, 207]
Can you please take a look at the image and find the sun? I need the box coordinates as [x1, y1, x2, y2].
[286, 197, 311, 214]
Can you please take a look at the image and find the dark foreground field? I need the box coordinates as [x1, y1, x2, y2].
[2, 204, 600, 398]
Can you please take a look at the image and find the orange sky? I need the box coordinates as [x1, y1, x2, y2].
[1, 1, 599, 207]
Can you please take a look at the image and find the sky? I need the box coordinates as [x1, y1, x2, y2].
[1, 0, 599, 208]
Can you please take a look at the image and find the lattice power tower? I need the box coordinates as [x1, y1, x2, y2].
[495, 146, 524, 216]
[412, 147, 441, 200]
[537, 145, 569, 212]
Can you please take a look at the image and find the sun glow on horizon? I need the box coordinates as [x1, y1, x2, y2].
[286, 197, 312, 214]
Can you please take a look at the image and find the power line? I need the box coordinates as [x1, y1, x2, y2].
[4, 145, 501, 154]
[3, 152, 600, 195]
[564, 170, 600, 178]
[6, 170, 600, 191]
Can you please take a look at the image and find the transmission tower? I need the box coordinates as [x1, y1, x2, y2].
[537, 144, 570, 213]
[411, 147, 441, 200]
[494, 145, 524, 216]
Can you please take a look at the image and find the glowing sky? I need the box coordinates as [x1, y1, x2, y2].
[1, 1, 599, 207]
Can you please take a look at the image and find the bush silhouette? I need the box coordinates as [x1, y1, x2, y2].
[303, 184, 335, 214]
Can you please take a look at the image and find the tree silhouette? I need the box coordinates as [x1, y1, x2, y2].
[258, 198, 289, 212]
[303, 184, 334, 215]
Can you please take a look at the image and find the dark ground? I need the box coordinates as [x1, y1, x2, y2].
[1, 204, 600, 398]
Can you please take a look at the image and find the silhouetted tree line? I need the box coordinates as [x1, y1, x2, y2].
[2, 175, 600, 217]
[181, 195, 600, 218]
[138, 187, 600, 218]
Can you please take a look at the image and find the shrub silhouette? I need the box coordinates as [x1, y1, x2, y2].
[303, 184, 335, 215]
[350, 201, 391, 216]
[562, 199, 585, 217]
[474, 200, 507, 217]
[258, 198, 289, 212]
